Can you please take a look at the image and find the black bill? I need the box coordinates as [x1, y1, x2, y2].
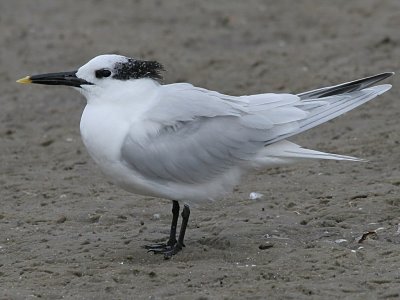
[17, 71, 93, 87]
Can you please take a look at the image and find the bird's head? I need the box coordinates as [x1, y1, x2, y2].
[17, 54, 165, 97]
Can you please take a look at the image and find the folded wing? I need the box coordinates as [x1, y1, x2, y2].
[121, 84, 303, 184]
[121, 73, 393, 184]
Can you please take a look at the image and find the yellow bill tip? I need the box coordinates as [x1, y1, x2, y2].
[16, 76, 32, 84]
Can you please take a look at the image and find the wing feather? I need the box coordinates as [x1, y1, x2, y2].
[121, 116, 265, 184]
[120, 75, 392, 184]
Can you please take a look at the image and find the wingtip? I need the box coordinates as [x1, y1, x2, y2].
[371, 72, 395, 81]
[380, 71, 395, 79]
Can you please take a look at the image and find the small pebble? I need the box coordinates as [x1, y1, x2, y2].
[334, 239, 347, 244]
[149, 271, 156, 278]
[259, 242, 274, 250]
[55, 216, 67, 224]
[249, 192, 264, 200]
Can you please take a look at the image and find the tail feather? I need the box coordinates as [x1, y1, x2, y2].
[262, 140, 364, 163]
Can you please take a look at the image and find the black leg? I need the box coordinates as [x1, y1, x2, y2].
[178, 205, 190, 246]
[167, 200, 180, 246]
[163, 204, 190, 259]
[145, 202, 191, 258]
[144, 200, 180, 251]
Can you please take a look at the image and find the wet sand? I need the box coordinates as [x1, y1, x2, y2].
[1, 1, 400, 299]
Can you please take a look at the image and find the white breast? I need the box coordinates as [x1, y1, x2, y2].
[78, 79, 169, 197]
[80, 104, 128, 164]
[79, 103, 155, 196]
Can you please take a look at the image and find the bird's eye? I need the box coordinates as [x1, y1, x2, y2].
[95, 69, 112, 79]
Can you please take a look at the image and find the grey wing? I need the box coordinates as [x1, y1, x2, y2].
[121, 116, 266, 184]
[120, 84, 301, 184]
[265, 80, 393, 145]
[119, 75, 393, 184]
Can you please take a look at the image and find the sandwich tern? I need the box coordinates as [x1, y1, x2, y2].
[17, 54, 393, 258]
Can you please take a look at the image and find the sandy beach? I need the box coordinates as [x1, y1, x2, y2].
[1, 1, 400, 299]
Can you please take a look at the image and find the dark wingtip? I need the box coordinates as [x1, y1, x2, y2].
[375, 71, 395, 80]
[298, 71, 395, 99]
